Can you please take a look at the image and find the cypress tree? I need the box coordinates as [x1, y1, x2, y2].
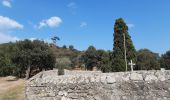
[112, 18, 136, 72]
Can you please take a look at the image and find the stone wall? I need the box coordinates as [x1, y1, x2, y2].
[25, 69, 170, 100]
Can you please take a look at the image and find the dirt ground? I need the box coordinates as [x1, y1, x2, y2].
[0, 76, 25, 100]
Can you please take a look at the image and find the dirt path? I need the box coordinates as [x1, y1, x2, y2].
[0, 76, 25, 100]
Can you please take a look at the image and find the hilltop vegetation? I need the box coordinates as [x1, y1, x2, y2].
[0, 18, 170, 79]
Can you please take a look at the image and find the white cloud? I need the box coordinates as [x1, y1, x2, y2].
[0, 16, 24, 30]
[37, 16, 62, 29]
[0, 16, 23, 43]
[127, 24, 135, 28]
[80, 22, 87, 28]
[2, 0, 11, 8]
[0, 32, 19, 43]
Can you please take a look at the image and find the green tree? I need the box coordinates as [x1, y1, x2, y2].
[51, 36, 60, 46]
[136, 49, 160, 70]
[0, 51, 15, 76]
[160, 50, 170, 70]
[82, 46, 98, 70]
[96, 50, 112, 72]
[62, 45, 67, 49]
[12, 39, 56, 79]
[112, 18, 136, 72]
[69, 45, 74, 50]
[0, 43, 16, 76]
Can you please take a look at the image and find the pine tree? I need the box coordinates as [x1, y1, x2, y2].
[112, 18, 136, 72]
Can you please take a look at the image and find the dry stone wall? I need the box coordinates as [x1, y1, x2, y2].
[25, 69, 170, 100]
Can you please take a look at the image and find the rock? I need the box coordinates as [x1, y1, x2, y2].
[58, 91, 67, 96]
[100, 75, 106, 83]
[90, 77, 95, 82]
[61, 96, 66, 100]
[106, 76, 116, 84]
[94, 95, 102, 100]
[155, 71, 165, 81]
[67, 93, 79, 99]
[26, 70, 170, 100]
[130, 72, 143, 81]
[122, 73, 130, 81]
[145, 74, 158, 81]
[58, 91, 63, 96]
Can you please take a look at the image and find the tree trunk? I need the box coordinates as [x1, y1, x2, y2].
[123, 33, 127, 71]
[25, 65, 31, 80]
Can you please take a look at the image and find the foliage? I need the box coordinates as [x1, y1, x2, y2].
[58, 67, 64, 75]
[55, 57, 72, 75]
[51, 36, 60, 46]
[81, 46, 98, 70]
[136, 49, 160, 70]
[55, 57, 72, 69]
[11, 39, 56, 78]
[50, 44, 81, 69]
[0, 43, 16, 76]
[96, 50, 112, 72]
[69, 45, 74, 50]
[160, 50, 170, 70]
[81, 47, 112, 72]
[112, 18, 136, 72]
[62, 45, 67, 49]
[0, 52, 15, 76]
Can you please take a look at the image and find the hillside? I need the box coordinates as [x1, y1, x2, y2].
[50, 46, 81, 58]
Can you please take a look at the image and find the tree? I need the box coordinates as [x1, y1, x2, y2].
[82, 46, 98, 70]
[0, 51, 15, 76]
[0, 43, 16, 76]
[12, 39, 56, 79]
[136, 49, 160, 70]
[160, 50, 170, 70]
[112, 18, 136, 72]
[69, 45, 74, 50]
[62, 45, 67, 49]
[51, 36, 60, 46]
[96, 50, 112, 72]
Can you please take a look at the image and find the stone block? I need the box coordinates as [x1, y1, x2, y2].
[106, 76, 116, 84]
[130, 72, 143, 81]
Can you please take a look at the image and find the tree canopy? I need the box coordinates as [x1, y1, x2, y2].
[0, 39, 56, 79]
[12, 39, 56, 79]
[160, 50, 170, 70]
[82, 46, 98, 70]
[136, 49, 160, 70]
[112, 18, 136, 72]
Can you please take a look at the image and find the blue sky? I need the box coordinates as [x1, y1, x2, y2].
[0, 0, 170, 54]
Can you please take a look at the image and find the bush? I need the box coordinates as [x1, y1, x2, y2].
[58, 66, 64, 75]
